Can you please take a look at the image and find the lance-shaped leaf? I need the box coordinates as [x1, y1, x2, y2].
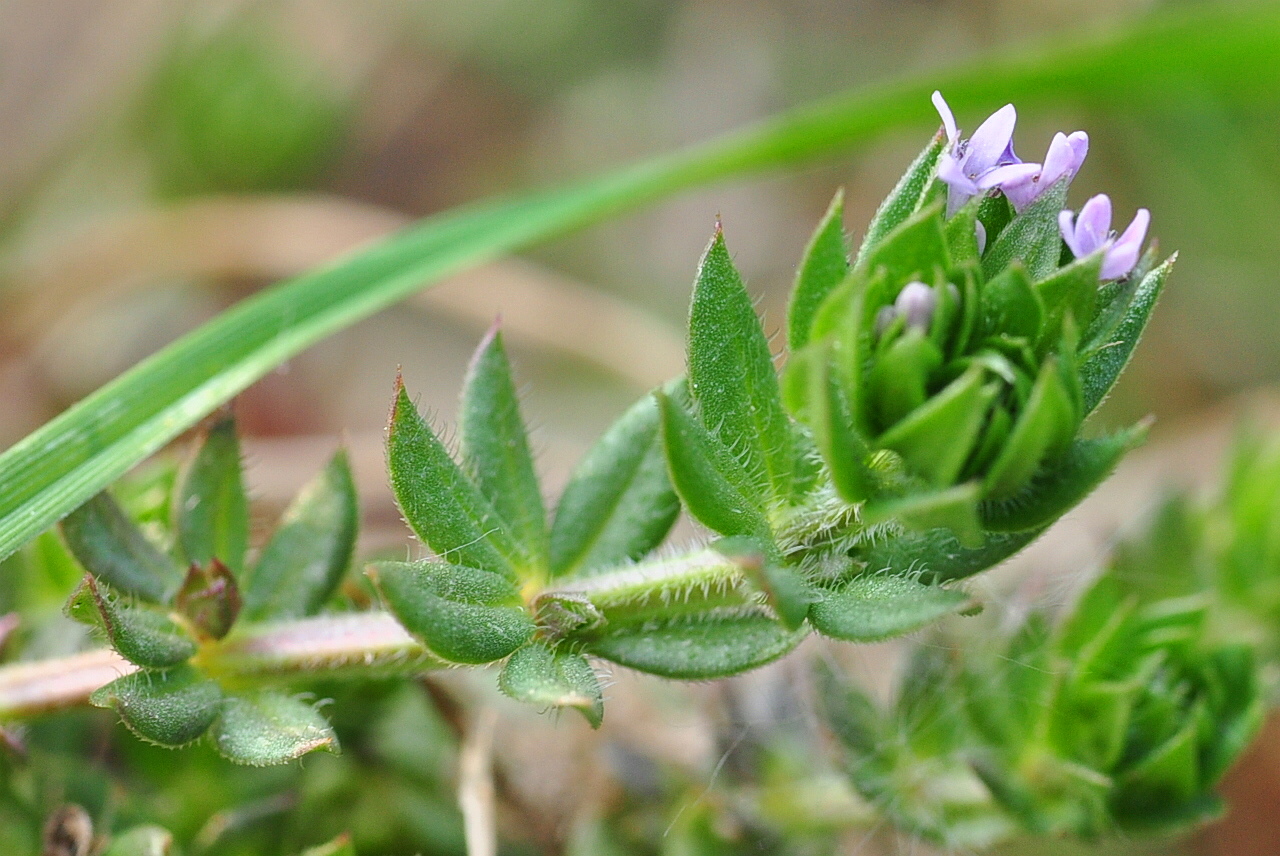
[809, 573, 970, 642]
[549, 389, 680, 578]
[658, 391, 767, 537]
[102, 826, 174, 856]
[586, 609, 805, 679]
[714, 536, 814, 630]
[66, 575, 196, 668]
[175, 559, 241, 641]
[875, 367, 997, 488]
[61, 492, 179, 601]
[853, 135, 945, 268]
[858, 203, 949, 284]
[90, 665, 223, 748]
[387, 380, 520, 578]
[687, 230, 794, 503]
[863, 482, 984, 548]
[980, 263, 1043, 342]
[459, 328, 547, 570]
[1033, 253, 1103, 353]
[369, 560, 533, 664]
[499, 641, 603, 727]
[1079, 255, 1174, 414]
[982, 428, 1145, 533]
[212, 692, 339, 766]
[788, 190, 850, 351]
[860, 527, 1040, 586]
[243, 449, 358, 620]
[981, 178, 1071, 281]
[176, 415, 248, 572]
[984, 359, 1078, 500]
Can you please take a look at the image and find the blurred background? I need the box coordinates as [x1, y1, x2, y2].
[2, 0, 1280, 854]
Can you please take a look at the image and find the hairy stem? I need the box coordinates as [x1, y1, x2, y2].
[0, 611, 443, 719]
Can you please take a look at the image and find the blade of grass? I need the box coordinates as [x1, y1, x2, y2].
[1, 4, 1277, 562]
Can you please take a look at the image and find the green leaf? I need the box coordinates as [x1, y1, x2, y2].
[0, 6, 1262, 564]
[549, 389, 680, 578]
[788, 190, 851, 351]
[714, 536, 815, 630]
[810, 573, 970, 642]
[1079, 254, 1174, 414]
[297, 835, 357, 856]
[801, 339, 874, 503]
[657, 391, 767, 538]
[212, 692, 339, 765]
[859, 203, 948, 284]
[981, 177, 1071, 280]
[243, 449, 358, 620]
[853, 135, 945, 268]
[687, 230, 794, 502]
[863, 482, 984, 547]
[875, 367, 997, 487]
[175, 415, 248, 572]
[174, 559, 241, 641]
[460, 329, 547, 569]
[499, 641, 603, 727]
[815, 660, 885, 758]
[586, 610, 805, 679]
[387, 380, 520, 578]
[982, 428, 1145, 532]
[90, 665, 223, 747]
[61, 492, 179, 601]
[983, 359, 1079, 499]
[370, 560, 533, 664]
[866, 330, 943, 431]
[980, 263, 1043, 342]
[859, 526, 1039, 585]
[66, 575, 196, 668]
[1114, 716, 1202, 818]
[1033, 253, 1103, 352]
[102, 827, 174, 856]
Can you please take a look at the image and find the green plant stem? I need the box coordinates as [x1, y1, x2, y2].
[1, 5, 1277, 565]
[0, 612, 442, 719]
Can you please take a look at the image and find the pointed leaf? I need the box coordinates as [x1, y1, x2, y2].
[90, 665, 223, 747]
[810, 573, 969, 642]
[1079, 255, 1174, 414]
[981, 177, 1071, 280]
[860, 526, 1039, 585]
[176, 415, 248, 572]
[212, 692, 339, 765]
[853, 135, 945, 268]
[499, 641, 603, 727]
[61, 492, 179, 601]
[875, 367, 997, 487]
[175, 559, 241, 641]
[688, 230, 794, 502]
[66, 575, 196, 668]
[657, 391, 767, 538]
[788, 190, 850, 350]
[859, 203, 949, 284]
[982, 428, 1145, 532]
[714, 536, 815, 630]
[586, 610, 805, 679]
[981, 263, 1043, 342]
[984, 360, 1079, 499]
[460, 329, 547, 567]
[863, 482, 984, 547]
[243, 449, 358, 620]
[369, 560, 533, 664]
[804, 339, 873, 503]
[1034, 253, 1103, 352]
[387, 380, 520, 578]
[549, 389, 680, 578]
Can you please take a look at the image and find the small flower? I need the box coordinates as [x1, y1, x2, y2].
[933, 91, 1036, 216]
[1058, 194, 1151, 280]
[875, 281, 938, 337]
[1002, 130, 1090, 213]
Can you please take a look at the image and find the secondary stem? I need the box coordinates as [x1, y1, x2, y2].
[0, 611, 443, 719]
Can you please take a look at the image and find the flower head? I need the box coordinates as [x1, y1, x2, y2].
[1058, 194, 1150, 280]
[1002, 130, 1089, 213]
[933, 91, 1035, 216]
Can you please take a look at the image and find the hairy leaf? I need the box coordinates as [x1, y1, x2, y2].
[66, 575, 196, 668]
[499, 641, 603, 727]
[175, 416, 248, 572]
[809, 573, 969, 642]
[853, 135, 945, 268]
[981, 178, 1070, 280]
[244, 449, 358, 620]
[212, 692, 339, 766]
[61, 492, 178, 601]
[90, 665, 223, 748]
[788, 190, 851, 350]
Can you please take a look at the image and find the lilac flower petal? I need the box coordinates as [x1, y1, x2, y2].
[938, 154, 979, 216]
[932, 91, 958, 144]
[1100, 208, 1150, 280]
[1075, 195, 1113, 256]
[965, 104, 1019, 175]
[976, 162, 1041, 191]
[1058, 209, 1082, 256]
[1004, 131, 1090, 213]
[975, 220, 987, 255]
[894, 282, 937, 331]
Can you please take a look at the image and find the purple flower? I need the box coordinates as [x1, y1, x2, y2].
[1058, 194, 1151, 280]
[933, 91, 1037, 216]
[1002, 130, 1090, 213]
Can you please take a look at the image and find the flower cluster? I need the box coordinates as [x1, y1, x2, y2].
[933, 91, 1148, 280]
